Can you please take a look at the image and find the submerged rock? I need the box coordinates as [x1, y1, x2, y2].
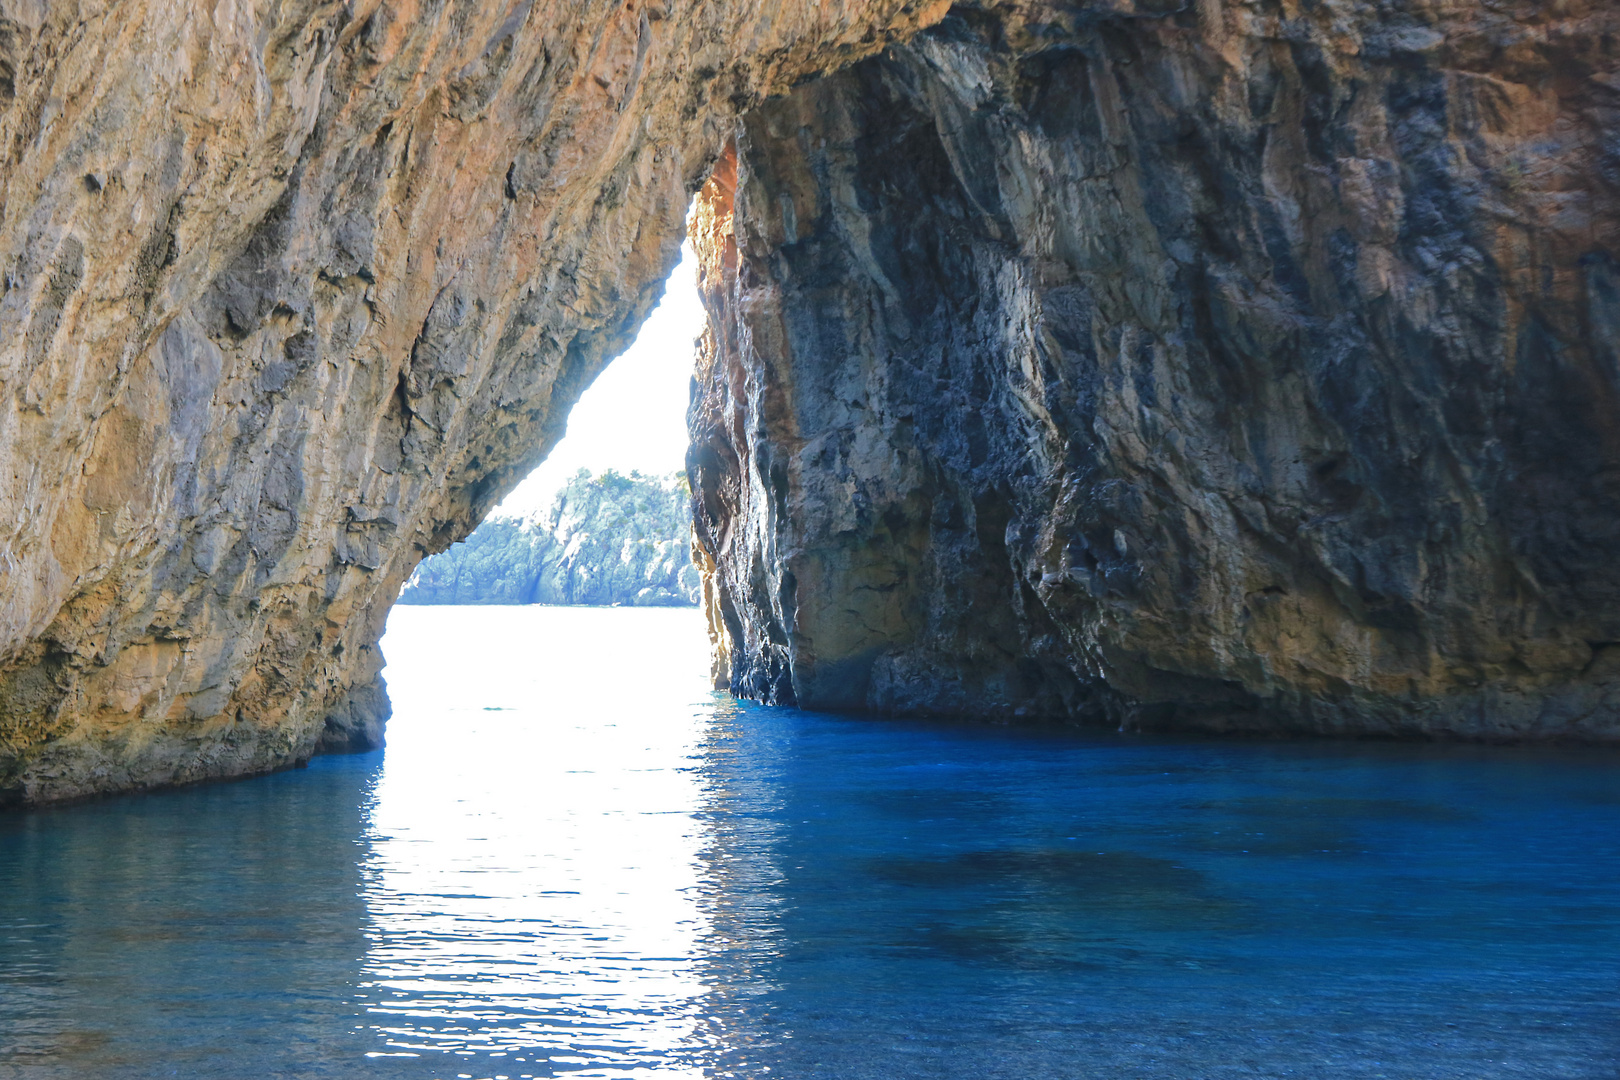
[689, 2, 1620, 740]
[399, 470, 700, 607]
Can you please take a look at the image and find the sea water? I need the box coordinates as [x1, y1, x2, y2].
[1, 606, 1616, 1079]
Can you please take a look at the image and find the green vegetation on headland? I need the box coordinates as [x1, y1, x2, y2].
[399, 470, 700, 607]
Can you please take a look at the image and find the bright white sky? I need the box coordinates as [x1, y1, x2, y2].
[495, 241, 705, 519]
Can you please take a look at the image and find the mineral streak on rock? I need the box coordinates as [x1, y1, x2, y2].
[689, 1, 1620, 738]
[0, 0, 952, 805]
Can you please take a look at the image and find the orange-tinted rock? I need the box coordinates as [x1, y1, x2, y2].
[0, 0, 949, 804]
[6, 0, 1618, 807]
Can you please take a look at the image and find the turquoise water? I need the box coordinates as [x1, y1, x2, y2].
[1, 606, 1616, 1079]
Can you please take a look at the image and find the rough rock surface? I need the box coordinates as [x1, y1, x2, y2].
[400, 469, 699, 606]
[0, 0, 950, 804]
[689, 1, 1620, 738]
[4, 0, 1618, 806]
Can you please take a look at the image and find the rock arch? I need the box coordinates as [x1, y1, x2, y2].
[0, 0, 1616, 804]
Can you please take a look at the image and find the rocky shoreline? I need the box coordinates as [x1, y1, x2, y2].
[399, 470, 699, 608]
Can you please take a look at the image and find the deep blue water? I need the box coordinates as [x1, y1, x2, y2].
[1, 606, 1617, 1079]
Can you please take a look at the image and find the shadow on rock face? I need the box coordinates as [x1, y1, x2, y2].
[687, 1, 1620, 742]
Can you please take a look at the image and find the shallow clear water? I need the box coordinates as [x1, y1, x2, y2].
[2, 606, 1617, 1079]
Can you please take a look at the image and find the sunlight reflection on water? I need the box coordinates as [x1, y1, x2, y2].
[358, 606, 719, 1077]
[0, 605, 1616, 1080]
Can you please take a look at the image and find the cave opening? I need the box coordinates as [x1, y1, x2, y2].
[499, 240, 704, 522]
[396, 236, 706, 610]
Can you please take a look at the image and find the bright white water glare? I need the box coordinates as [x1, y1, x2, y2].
[494, 244, 704, 519]
[2, 606, 1616, 1078]
[366, 605, 716, 1076]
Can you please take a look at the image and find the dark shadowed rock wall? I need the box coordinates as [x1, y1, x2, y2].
[399, 470, 700, 606]
[689, 1, 1620, 739]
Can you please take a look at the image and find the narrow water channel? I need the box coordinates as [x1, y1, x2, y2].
[2, 606, 1616, 1079]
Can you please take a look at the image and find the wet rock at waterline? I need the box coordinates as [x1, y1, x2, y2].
[0, 0, 948, 806]
[688, 2, 1620, 739]
[399, 470, 700, 607]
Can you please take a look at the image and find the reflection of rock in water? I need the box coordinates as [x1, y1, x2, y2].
[0, 756, 379, 1076]
[686, 697, 794, 1074]
[400, 470, 701, 607]
[683, 705, 1620, 1079]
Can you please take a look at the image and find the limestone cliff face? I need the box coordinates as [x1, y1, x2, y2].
[3, 0, 1616, 805]
[690, 1, 1620, 738]
[0, 0, 951, 805]
[400, 470, 700, 607]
